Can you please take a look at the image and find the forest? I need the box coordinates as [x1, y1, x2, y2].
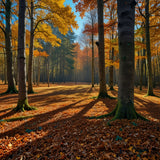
[0, 0, 160, 159]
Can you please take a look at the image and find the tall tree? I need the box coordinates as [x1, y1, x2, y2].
[93, 0, 147, 121]
[109, 0, 147, 120]
[15, 0, 35, 111]
[0, 0, 18, 94]
[83, 9, 97, 88]
[97, 0, 108, 98]
[145, 0, 154, 95]
[27, 0, 78, 93]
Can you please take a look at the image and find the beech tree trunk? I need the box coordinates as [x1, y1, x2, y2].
[28, 0, 34, 93]
[112, 0, 139, 119]
[97, 0, 108, 98]
[15, 0, 34, 111]
[5, 0, 17, 93]
[145, 0, 154, 95]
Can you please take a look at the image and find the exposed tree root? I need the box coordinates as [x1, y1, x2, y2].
[98, 92, 117, 99]
[0, 115, 34, 122]
[144, 93, 159, 98]
[1, 87, 18, 95]
[28, 89, 35, 94]
[14, 99, 36, 112]
[88, 100, 149, 125]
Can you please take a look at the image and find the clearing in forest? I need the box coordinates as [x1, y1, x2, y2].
[0, 84, 160, 159]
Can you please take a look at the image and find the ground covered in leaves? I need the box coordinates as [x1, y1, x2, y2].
[0, 83, 160, 160]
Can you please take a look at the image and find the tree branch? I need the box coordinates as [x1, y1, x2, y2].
[137, 0, 146, 19]
[33, 18, 49, 34]
[0, 25, 5, 34]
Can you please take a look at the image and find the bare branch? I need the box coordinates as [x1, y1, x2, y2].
[137, 1, 146, 19]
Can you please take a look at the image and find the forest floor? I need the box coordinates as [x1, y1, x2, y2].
[0, 83, 160, 160]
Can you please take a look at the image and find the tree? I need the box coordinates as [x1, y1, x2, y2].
[136, 0, 160, 95]
[83, 9, 97, 88]
[27, 0, 78, 93]
[145, 0, 154, 95]
[0, 0, 18, 94]
[96, 0, 109, 98]
[15, 0, 35, 111]
[108, 0, 147, 120]
[91, 0, 147, 121]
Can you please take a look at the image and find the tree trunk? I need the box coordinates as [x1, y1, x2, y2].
[4, 51, 7, 84]
[111, 0, 137, 119]
[109, 47, 114, 90]
[15, 0, 35, 111]
[47, 58, 50, 87]
[145, 0, 154, 95]
[97, 0, 108, 98]
[5, 0, 17, 93]
[140, 50, 144, 90]
[91, 17, 95, 88]
[28, 0, 34, 93]
[37, 56, 40, 86]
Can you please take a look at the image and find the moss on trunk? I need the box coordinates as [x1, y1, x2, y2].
[5, 86, 18, 94]
[88, 100, 148, 123]
[14, 98, 36, 112]
[28, 89, 35, 94]
[98, 92, 116, 99]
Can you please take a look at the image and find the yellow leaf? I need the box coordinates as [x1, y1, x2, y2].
[36, 154, 40, 158]
[76, 156, 80, 159]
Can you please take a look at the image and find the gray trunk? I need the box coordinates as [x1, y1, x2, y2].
[115, 0, 137, 119]
[145, 0, 154, 95]
[28, 0, 34, 93]
[5, 0, 17, 93]
[109, 47, 114, 90]
[91, 16, 95, 88]
[97, 0, 108, 98]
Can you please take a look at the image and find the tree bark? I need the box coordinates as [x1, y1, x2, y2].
[5, 0, 17, 93]
[15, 0, 35, 111]
[109, 47, 114, 90]
[28, 0, 34, 93]
[91, 15, 95, 88]
[145, 0, 154, 95]
[97, 0, 108, 98]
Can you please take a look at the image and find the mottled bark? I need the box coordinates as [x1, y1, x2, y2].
[97, 0, 108, 98]
[5, 0, 17, 93]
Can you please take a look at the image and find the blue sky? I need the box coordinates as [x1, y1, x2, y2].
[64, 0, 86, 38]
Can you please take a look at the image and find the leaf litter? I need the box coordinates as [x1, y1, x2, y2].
[0, 84, 160, 159]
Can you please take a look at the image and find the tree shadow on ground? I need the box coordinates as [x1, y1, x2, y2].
[0, 98, 99, 138]
[134, 96, 160, 120]
[0, 110, 16, 120]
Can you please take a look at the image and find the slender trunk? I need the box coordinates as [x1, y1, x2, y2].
[5, 0, 17, 93]
[28, 0, 34, 93]
[140, 50, 144, 90]
[144, 59, 147, 86]
[145, 0, 154, 95]
[47, 58, 50, 87]
[4, 51, 7, 84]
[91, 18, 95, 88]
[97, 0, 108, 98]
[109, 47, 114, 90]
[37, 56, 40, 86]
